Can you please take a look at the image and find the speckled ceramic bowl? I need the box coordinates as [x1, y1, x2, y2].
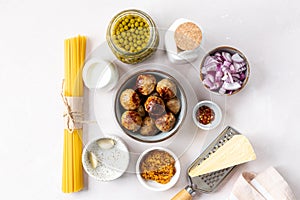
[82, 135, 130, 181]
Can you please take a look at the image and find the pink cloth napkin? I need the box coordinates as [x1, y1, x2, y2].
[228, 167, 296, 200]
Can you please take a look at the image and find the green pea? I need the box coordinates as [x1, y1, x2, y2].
[130, 28, 135, 32]
[125, 45, 130, 50]
[141, 35, 145, 39]
[112, 39, 118, 44]
[119, 38, 124, 43]
[134, 43, 137, 47]
[124, 40, 129, 45]
[132, 34, 137, 39]
[135, 30, 139, 34]
[137, 35, 141, 40]
[128, 36, 133, 41]
[133, 39, 137, 43]
[129, 42, 133, 46]
[139, 30, 144, 35]
[137, 46, 142, 51]
[121, 32, 126, 37]
[137, 40, 142, 45]
[126, 32, 131, 37]
[142, 43, 147, 48]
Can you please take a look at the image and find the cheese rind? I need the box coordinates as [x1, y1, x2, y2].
[189, 135, 256, 177]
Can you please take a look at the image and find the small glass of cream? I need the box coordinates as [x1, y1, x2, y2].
[82, 58, 119, 91]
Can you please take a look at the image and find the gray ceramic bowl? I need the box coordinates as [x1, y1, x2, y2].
[114, 69, 187, 143]
[200, 46, 250, 96]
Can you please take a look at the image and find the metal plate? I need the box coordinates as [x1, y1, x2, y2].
[187, 126, 241, 193]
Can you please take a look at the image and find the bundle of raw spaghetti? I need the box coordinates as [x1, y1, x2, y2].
[62, 35, 86, 193]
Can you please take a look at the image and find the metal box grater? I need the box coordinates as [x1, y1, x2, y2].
[171, 126, 241, 200]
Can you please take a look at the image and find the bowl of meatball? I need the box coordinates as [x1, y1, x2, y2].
[114, 70, 187, 142]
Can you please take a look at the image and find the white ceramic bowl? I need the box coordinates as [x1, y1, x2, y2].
[82, 135, 129, 181]
[192, 100, 222, 130]
[82, 58, 119, 91]
[136, 147, 180, 191]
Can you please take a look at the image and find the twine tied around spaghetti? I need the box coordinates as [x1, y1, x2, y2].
[61, 80, 84, 133]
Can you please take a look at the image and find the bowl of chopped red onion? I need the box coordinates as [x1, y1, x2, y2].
[200, 46, 249, 95]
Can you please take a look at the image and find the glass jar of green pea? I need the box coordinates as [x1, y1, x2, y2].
[106, 9, 159, 64]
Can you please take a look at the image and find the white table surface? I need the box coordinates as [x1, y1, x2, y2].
[1, 0, 300, 199]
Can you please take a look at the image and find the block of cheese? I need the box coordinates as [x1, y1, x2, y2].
[189, 135, 256, 177]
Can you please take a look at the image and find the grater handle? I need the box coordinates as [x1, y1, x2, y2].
[171, 186, 195, 200]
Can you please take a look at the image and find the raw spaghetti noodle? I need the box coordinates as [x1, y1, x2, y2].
[62, 35, 86, 193]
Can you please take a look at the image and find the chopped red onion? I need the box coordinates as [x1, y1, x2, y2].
[202, 50, 247, 94]
[206, 73, 215, 83]
[233, 62, 245, 70]
[222, 52, 232, 62]
[223, 82, 241, 90]
[203, 77, 213, 88]
[232, 53, 244, 63]
[237, 66, 247, 72]
[210, 82, 221, 90]
[223, 61, 231, 67]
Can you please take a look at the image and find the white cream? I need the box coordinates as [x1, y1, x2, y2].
[82, 58, 118, 91]
[97, 65, 112, 88]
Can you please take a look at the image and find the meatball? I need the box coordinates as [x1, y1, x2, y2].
[136, 74, 157, 95]
[144, 96, 166, 118]
[140, 116, 159, 136]
[120, 89, 141, 110]
[156, 79, 177, 100]
[166, 97, 181, 114]
[136, 105, 146, 117]
[121, 111, 142, 132]
[155, 112, 176, 132]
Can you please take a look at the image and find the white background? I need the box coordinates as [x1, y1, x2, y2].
[0, 0, 300, 199]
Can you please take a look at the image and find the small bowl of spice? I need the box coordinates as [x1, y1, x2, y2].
[136, 147, 180, 191]
[192, 100, 222, 130]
